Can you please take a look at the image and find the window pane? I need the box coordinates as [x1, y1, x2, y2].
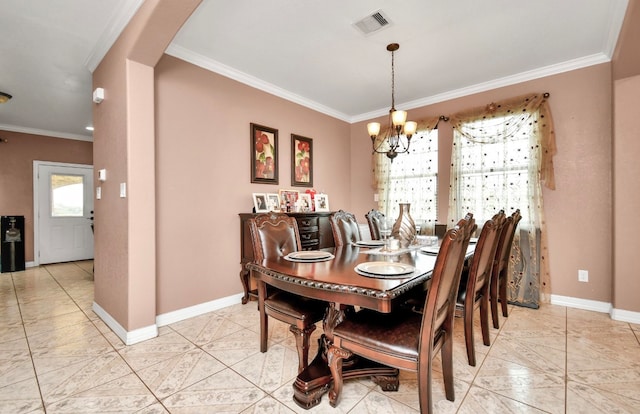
[454, 115, 533, 224]
[383, 130, 438, 224]
[51, 174, 84, 217]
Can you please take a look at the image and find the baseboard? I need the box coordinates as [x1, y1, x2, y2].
[92, 301, 158, 345]
[156, 293, 245, 327]
[550, 294, 612, 313]
[550, 294, 640, 324]
[610, 308, 640, 324]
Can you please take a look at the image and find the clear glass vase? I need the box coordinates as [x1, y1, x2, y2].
[391, 203, 416, 248]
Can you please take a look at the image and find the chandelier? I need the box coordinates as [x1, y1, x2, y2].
[367, 43, 417, 161]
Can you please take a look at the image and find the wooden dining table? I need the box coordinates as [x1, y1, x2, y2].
[247, 242, 474, 408]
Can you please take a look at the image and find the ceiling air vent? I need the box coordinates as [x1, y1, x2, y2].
[353, 10, 392, 35]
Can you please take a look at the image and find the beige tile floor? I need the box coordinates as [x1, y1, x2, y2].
[1, 261, 639, 413]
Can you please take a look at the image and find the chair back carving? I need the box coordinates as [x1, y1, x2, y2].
[364, 209, 385, 240]
[248, 213, 302, 262]
[330, 210, 362, 246]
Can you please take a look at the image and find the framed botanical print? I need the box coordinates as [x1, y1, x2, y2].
[251, 123, 278, 184]
[291, 134, 313, 187]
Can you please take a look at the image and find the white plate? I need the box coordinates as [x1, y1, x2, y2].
[354, 240, 385, 247]
[285, 251, 334, 262]
[420, 246, 440, 255]
[355, 261, 415, 276]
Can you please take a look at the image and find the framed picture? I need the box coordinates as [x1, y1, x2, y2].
[251, 123, 278, 184]
[314, 193, 330, 212]
[278, 189, 299, 210]
[298, 193, 312, 212]
[266, 193, 281, 211]
[291, 134, 313, 187]
[252, 193, 269, 213]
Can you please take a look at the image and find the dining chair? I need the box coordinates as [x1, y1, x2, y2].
[326, 215, 475, 413]
[490, 209, 522, 328]
[247, 213, 327, 373]
[456, 210, 505, 366]
[329, 210, 362, 246]
[364, 209, 385, 240]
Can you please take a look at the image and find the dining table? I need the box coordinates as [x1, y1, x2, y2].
[247, 241, 475, 409]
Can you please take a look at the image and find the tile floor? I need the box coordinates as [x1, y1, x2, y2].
[1, 261, 639, 413]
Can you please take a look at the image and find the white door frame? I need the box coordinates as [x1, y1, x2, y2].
[33, 160, 94, 267]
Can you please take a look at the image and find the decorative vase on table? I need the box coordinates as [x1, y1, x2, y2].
[392, 203, 416, 248]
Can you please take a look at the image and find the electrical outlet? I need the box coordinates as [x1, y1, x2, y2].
[578, 269, 588, 282]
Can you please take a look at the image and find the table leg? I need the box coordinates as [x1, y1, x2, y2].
[292, 304, 400, 409]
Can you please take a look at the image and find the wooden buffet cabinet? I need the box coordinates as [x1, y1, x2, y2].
[238, 212, 335, 304]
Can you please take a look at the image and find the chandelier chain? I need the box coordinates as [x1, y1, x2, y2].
[390, 49, 395, 110]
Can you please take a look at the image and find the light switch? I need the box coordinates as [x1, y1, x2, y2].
[96, 186, 101, 200]
[98, 169, 107, 182]
[120, 182, 126, 198]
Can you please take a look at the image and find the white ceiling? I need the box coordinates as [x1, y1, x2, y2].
[0, 0, 629, 141]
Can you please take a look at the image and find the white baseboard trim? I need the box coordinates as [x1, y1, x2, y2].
[26, 261, 35, 268]
[550, 294, 612, 313]
[156, 293, 245, 327]
[550, 294, 640, 324]
[610, 308, 640, 324]
[92, 301, 158, 345]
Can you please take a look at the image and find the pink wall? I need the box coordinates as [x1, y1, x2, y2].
[613, 74, 640, 313]
[92, 0, 201, 331]
[154, 55, 351, 314]
[350, 63, 614, 303]
[0, 130, 92, 262]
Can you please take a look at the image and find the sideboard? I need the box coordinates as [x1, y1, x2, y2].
[238, 212, 335, 304]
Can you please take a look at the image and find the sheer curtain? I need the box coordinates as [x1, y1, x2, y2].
[447, 93, 556, 307]
[372, 117, 441, 234]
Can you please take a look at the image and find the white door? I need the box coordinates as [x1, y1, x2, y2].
[35, 162, 94, 264]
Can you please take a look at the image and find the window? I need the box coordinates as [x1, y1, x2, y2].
[376, 129, 438, 226]
[51, 174, 84, 217]
[453, 116, 533, 224]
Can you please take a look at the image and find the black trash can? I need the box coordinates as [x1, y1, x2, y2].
[1, 216, 25, 273]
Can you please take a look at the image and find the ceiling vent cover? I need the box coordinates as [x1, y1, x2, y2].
[354, 10, 392, 35]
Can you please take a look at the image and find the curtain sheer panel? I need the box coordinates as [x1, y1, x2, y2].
[372, 117, 441, 234]
[447, 93, 555, 308]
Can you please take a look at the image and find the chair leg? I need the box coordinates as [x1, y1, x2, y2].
[257, 282, 268, 353]
[441, 333, 455, 401]
[417, 359, 435, 414]
[499, 269, 509, 317]
[327, 345, 352, 407]
[289, 324, 316, 373]
[490, 274, 500, 329]
[463, 304, 476, 366]
[480, 292, 491, 347]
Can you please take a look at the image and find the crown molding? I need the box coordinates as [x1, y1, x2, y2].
[0, 124, 92, 142]
[84, 0, 145, 72]
[165, 43, 351, 123]
[604, 0, 629, 58]
[351, 52, 611, 123]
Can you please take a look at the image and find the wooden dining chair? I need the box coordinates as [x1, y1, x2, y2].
[364, 209, 385, 240]
[490, 209, 522, 328]
[329, 210, 362, 246]
[326, 215, 475, 413]
[456, 210, 505, 366]
[247, 213, 327, 373]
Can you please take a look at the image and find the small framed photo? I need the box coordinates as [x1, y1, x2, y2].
[279, 189, 299, 209]
[314, 193, 330, 212]
[291, 134, 313, 187]
[266, 193, 281, 211]
[251, 123, 278, 184]
[252, 193, 269, 213]
[298, 193, 312, 212]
